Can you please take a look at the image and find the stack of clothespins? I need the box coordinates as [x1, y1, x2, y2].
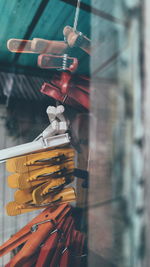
[0, 104, 78, 216]
[6, 147, 76, 216]
[0, 204, 86, 267]
[0, 103, 87, 265]
[1, 2, 89, 263]
[7, 25, 90, 110]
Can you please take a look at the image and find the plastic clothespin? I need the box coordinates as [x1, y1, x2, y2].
[13, 175, 73, 205]
[0, 105, 70, 163]
[68, 230, 86, 267]
[44, 105, 69, 136]
[63, 26, 91, 55]
[36, 214, 74, 267]
[40, 81, 89, 110]
[6, 187, 76, 216]
[6, 147, 75, 173]
[7, 160, 75, 189]
[7, 38, 68, 54]
[38, 53, 78, 72]
[0, 204, 70, 259]
[14, 179, 75, 206]
[49, 215, 75, 267]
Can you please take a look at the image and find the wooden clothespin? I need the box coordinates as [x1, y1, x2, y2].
[7, 38, 68, 54]
[63, 26, 91, 55]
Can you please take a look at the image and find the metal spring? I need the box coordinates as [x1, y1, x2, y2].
[62, 54, 68, 70]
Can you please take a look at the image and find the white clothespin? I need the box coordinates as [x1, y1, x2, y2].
[0, 105, 70, 162]
[44, 105, 68, 137]
[35, 105, 68, 140]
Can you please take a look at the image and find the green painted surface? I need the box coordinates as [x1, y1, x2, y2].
[0, 0, 122, 77]
[0, 0, 90, 76]
[0, 0, 42, 62]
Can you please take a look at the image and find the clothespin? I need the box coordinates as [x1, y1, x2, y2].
[0, 204, 70, 263]
[32, 176, 74, 204]
[58, 223, 74, 267]
[6, 147, 75, 173]
[63, 26, 91, 55]
[49, 214, 75, 267]
[0, 105, 70, 162]
[7, 38, 68, 54]
[40, 80, 89, 109]
[6, 187, 76, 216]
[7, 253, 38, 267]
[34, 105, 69, 140]
[7, 160, 74, 189]
[69, 230, 86, 267]
[38, 54, 78, 72]
[36, 214, 74, 267]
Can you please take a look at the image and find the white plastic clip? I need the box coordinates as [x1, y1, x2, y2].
[0, 105, 70, 162]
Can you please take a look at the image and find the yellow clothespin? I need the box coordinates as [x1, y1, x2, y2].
[32, 176, 74, 204]
[7, 160, 74, 190]
[6, 187, 76, 216]
[14, 177, 69, 204]
[6, 147, 75, 173]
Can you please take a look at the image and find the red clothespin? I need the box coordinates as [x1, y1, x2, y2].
[63, 26, 91, 55]
[38, 53, 78, 95]
[59, 223, 74, 267]
[5, 254, 38, 267]
[69, 230, 86, 267]
[49, 215, 75, 267]
[0, 204, 70, 267]
[38, 54, 78, 73]
[40, 75, 89, 110]
[36, 214, 74, 267]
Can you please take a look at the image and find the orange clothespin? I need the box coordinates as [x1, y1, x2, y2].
[0, 204, 70, 266]
[49, 214, 75, 267]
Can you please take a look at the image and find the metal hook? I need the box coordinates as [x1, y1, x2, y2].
[30, 219, 56, 233]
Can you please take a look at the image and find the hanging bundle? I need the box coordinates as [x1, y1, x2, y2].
[6, 147, 76, 216]
[0, 204, 86, 267]
[7, 0, 90, 110]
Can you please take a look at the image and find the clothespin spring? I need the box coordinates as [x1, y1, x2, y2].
[31, 219, 56, 232]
